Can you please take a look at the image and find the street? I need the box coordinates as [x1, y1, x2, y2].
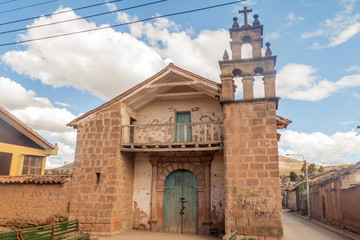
[94, 211, 360, 240]
[283, 211, 351, 240]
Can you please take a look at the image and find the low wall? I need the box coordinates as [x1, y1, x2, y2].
[0, 176, 71, 228]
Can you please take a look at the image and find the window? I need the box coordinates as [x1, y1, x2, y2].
[22, 155, 44, 175]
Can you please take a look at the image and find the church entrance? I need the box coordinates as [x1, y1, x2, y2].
[163, 170, 198, 234]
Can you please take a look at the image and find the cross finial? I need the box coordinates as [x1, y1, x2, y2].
[239, 7, 252, 25]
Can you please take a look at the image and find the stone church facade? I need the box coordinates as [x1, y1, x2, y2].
[67, 8, 290, 240]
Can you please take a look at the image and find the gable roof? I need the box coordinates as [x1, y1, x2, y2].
[68, 63, 220, 128]
[0, 106, 56, 150]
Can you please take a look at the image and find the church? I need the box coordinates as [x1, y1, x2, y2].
[67, 7, 290, 239]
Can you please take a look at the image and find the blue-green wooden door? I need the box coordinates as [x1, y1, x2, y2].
[163, 170, 198, 234]
[175, 112, 192, 142]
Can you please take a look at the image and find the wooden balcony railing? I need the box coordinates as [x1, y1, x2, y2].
[120, 121, 223, 152]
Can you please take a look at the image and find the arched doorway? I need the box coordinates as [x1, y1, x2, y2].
[163, 170, 198, 234]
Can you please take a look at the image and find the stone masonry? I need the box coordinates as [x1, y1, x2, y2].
[223, 100, 282, 239]
[69, 102, 134, 233]
[219, 7, 283, 240]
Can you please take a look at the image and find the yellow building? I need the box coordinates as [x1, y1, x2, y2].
[0, 106, 58, 176]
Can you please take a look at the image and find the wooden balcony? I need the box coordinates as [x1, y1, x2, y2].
[120, 121, 223, 152]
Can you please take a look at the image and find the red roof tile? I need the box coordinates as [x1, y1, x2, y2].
[0, 175, 71, 184]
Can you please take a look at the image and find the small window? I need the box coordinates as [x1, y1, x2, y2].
[22, 156, 44, 175]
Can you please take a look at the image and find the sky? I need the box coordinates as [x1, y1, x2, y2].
[0, 0, 359, 168]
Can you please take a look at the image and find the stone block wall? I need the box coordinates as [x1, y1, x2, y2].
[69, 102, 134, 233]
[0, 182, 71, 228]
[223, 99, 283, 240]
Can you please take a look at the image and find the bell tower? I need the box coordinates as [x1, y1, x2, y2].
[220, 7, 283, 240]
[219, 7, 277, 101]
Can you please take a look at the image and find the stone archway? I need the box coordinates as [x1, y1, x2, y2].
[149, 156, 212, 234]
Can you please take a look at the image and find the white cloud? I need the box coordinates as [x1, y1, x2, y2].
[346, 65, 360, 72]
[55, 101, 71, 107]
[286, 13, 305, 22]
[0, 77, 52, 110]
[276, 63, 360, 101]
[11, 107, 76, 133]
[265, 12, 304, 41]
[105, 1, 117, 11]
[266, 32, 280, 40]
[47, 142, 75, 169]
[2, 8, 232, 101]
[10, 106, 77, 167]
[2, 8, 167, 100]
[302, 0, 360, 48]
[279, 129, 360, 165]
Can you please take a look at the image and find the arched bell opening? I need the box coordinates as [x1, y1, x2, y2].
[241, 36, 253, 59]
[232, 69, 243, 100]
[253, 67, 265, 98]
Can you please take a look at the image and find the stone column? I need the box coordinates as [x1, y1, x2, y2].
[230, 41, 242, 60]
[251, 39, 262, 58]
[220, 74, 235, 102]
[149, 159, 158, 230]
[264, 71, 276, 98]
[242, 75, 254, 100]
[204, 160, 212, 234]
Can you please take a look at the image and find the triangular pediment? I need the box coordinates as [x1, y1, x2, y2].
[151, 72, 194, 85]
[68, 64, 220, 127]
[121, 64, 220, 111]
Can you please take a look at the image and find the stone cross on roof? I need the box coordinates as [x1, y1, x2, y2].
[239, 6, 252, 25]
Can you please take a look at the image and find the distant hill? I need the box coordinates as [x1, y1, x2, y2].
[45, 162, 74, 175]
[279, 156, 354, 177]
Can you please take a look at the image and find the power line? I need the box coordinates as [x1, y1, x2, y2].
[0, 0, 123, 26]
[0, 0, 167, 35]
[0, 0, 15, 6]
[0, 0, 245, 47]
[320, 115, 360, 163]
[0, 0, 58, 15]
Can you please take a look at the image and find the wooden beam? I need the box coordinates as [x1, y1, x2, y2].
[120, 146, 223, 152]
[148, 81, 196, 88]
[155, 92, 208, 98]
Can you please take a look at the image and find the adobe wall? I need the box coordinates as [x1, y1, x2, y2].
[309, 168, 360, 234]
[223, 99, 283, 240]
[131, 151, 225, 232]
[69, 101, 134, 233]
[0, 182, 71, 228]
[341, 185, 360, 234]
[284, 190, 298, 212]
[132, 153, 152, 230]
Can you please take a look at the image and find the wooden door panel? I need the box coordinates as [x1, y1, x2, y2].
[164, 171, 182, 233]
[175, 112, 192, 142]
[163, 170, 198, 234]
[182, 170, 198, 234]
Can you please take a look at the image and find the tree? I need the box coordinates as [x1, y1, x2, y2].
[318, 166, 325, 173]
[301, 163, 318, 176]
[308, 163, 317, 176]
[289, 171, 299, 182]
